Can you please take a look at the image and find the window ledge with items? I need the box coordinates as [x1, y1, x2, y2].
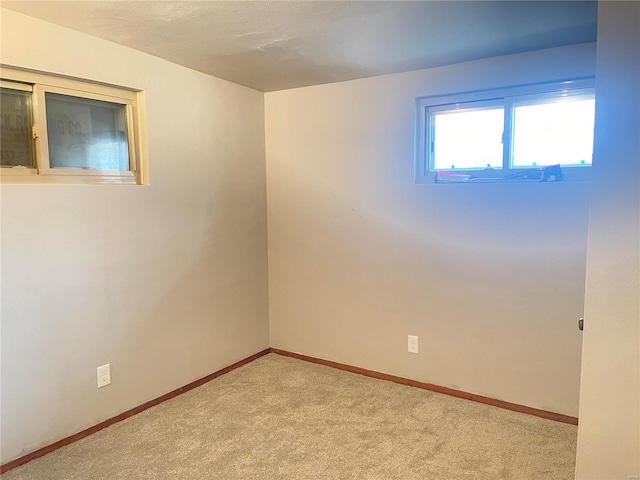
[1, 66, 147, 185]
[414, 78, 595, 184]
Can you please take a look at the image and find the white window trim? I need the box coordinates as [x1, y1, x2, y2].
[0, 65, 148, 185]
[414, 77, 596, 184]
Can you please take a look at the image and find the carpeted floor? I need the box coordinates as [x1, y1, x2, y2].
[2, 353, 577, 479]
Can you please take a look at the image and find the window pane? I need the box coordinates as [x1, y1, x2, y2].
[1, 88, 35, 168]
[433, 107, 503, 170]
[512, 97, 595, 167]
[45, 92, 130, 171]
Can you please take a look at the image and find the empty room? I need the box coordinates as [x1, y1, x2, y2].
[0, 1, 638, 479]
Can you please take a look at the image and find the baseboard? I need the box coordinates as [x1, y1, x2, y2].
[271, 348, 579, 426]
[0, 348, 271, 474]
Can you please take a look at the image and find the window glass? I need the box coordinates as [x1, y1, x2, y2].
[433, 107, 504, 170]
[45, 92, 130, 171]
[512, 97, 595, 167]
[1, 88, 35, 167]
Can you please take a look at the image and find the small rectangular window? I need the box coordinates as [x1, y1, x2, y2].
[45, 93, 130, 171]
[415, 78, 595, 183]
[1, 82, 36, 169]
[511, 96, 595, 168]
[432, 104, 504, 170]
[0, 68, 146, 185]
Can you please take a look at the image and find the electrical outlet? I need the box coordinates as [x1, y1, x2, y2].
[408, 335, 419, 354]
[97, 364, 111, 388]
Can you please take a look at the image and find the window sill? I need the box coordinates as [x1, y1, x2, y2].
[0, 172, 140, 185]
[418, 165, 591, 184]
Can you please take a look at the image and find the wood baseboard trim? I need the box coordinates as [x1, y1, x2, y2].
[0, 348, 271, 474]
[271, 348, 579, 426]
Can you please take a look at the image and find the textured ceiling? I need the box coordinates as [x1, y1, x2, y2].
[2, 1, 598, 92]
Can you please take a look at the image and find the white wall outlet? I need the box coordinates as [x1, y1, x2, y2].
[408, 335, 419, 354]
[97, 364, 111, 388]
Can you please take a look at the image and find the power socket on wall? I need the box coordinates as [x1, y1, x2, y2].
[97, 364, 111, 388]
[408, 335, 419, 354]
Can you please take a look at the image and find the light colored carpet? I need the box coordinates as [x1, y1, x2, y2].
[2, 353, 577, 479]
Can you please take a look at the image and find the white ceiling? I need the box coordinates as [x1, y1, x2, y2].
[2, 1, 597, 92]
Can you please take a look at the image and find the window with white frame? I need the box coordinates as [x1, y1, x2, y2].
[1, 67, 146, 184]
[415, 78, 595, 183]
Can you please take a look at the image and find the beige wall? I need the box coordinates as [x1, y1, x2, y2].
[576, 2, 640, 478]
[265, 43, 596, 418]
[0, 9, 269, 464]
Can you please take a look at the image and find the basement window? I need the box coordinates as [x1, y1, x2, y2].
[1, 68, 146, 185]
[415, 78, 595, 183]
